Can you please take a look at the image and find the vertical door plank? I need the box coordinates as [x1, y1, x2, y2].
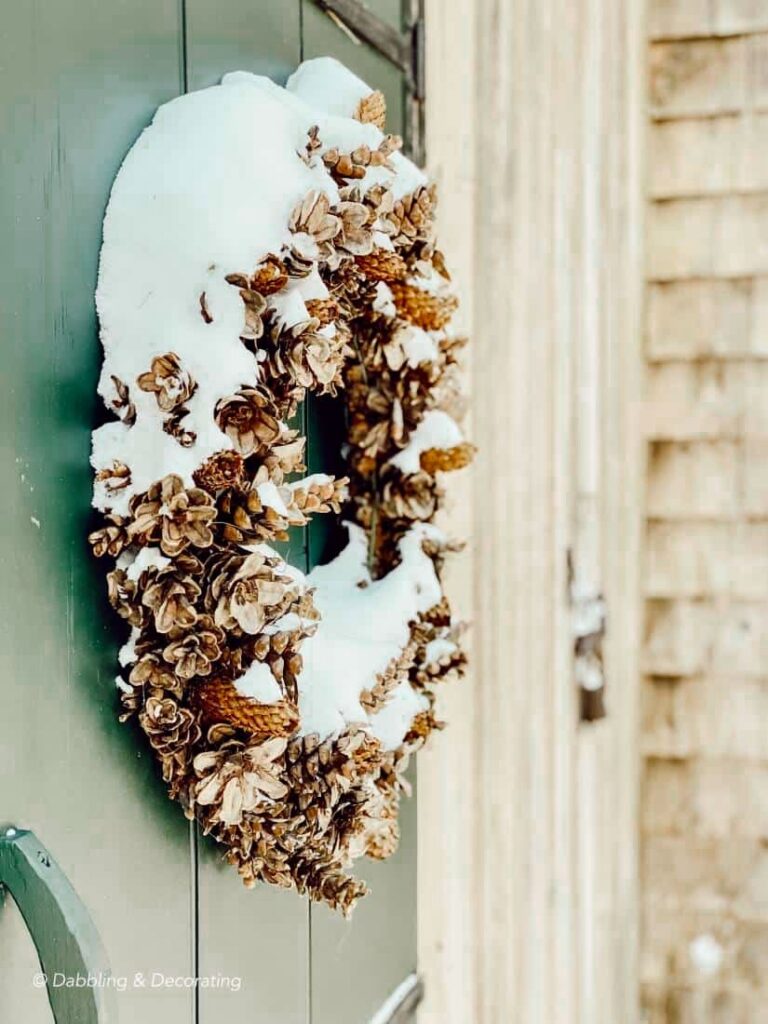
[301, 8, 419, 1023]
[0, 3, 194, 1023]
[183, 6, 311, 1024]
[185, 1, 302, 88]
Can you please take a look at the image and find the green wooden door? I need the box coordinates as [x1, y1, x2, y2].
[0, 3, 418, 1022]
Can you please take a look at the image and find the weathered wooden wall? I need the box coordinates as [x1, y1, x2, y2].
[642, 3, 768, 1020]
[419, 1, 645, 1021]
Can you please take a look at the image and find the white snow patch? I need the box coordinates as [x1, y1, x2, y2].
[425, 637, 457, 665]
[373, 281, 396, 318]
[233, 660, 283, 704]
[257, 480, 291, 518]
[115, 675, 132, 694]
[289, 473, 333, 491]
[400, 325, 439, 367]
[368, 680, 428, 751]
[409, 266, 448, 295]
[295, 268, 329, 303]
[270, 286, 309, 332]
[387, 410, 464, 475]
[124, 546, 170, 581]
[286, 57, 371, 120]
[118, 628, 140, 667]
[297, 523, 441, 747]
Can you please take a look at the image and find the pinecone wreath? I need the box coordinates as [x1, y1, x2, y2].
[90, 58, 472, 914]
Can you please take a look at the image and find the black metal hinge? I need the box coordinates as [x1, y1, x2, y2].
[311, 0, 426, 164]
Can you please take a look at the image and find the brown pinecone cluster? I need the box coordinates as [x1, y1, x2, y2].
[90, 88, 471, 914]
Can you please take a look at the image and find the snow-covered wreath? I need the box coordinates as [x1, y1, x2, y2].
[89, 59, 471, 913]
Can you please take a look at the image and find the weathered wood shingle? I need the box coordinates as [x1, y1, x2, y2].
[643, 12, 768, 1018]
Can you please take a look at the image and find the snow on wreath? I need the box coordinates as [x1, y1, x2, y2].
[89, 58, 472, 914]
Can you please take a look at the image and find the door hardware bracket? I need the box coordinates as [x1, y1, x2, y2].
[0, 827, 115, 1023]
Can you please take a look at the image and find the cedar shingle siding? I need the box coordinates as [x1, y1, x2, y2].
[643, 4, 768, 1020]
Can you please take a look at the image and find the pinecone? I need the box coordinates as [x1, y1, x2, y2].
[139, 694, 200, 788]
[288, 476, 348, 518]
[193, 737, 289, 826]
[354, 90, 386, 130]
[214, 387, 282, 458]
[414, 642, 466, 686]
[289, 191, 341, 245]
[249, 601, 319, 703]
[193, 451, 246, 494]
[281, 243, 315, 280]
[142, 567, 201, 634]
[137, 352, 197, 412]
[354, 249, 408, 283]
[251, 255, 289, 296]
[362, 786, 401, 861]
[284, 736, 348, 829]
[293, 856, 368, 917]
[380, 471, 438, 522]
[419, 441, 475, 475]
[263, 320, 350, 396]
[128, 475, 216, 556]
[88, 515, 128, 558]
[106, 569, 145, 628]
[130, 653, 182, 695]
[378, 185, 438, 246]
[163, 616, 224, 679]
[389, 281, 458, 330]
[335, 201, 374, 256]
[322, 136, 401, 185]
[193, 676, 299, 736]
[360, 636, 418, 713]
[207, 549, 302, 636]
[337, 730, 384, 776]
[404, 708, 443, 745]
[218, 486, 291, 545]
[305, 298, 340, 326]
[330, 259, 380, 314]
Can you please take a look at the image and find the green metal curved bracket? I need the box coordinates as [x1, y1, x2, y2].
[0, 827, 116, 1023]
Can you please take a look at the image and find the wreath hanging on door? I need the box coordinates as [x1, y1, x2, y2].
[89, 58, 471, 914]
